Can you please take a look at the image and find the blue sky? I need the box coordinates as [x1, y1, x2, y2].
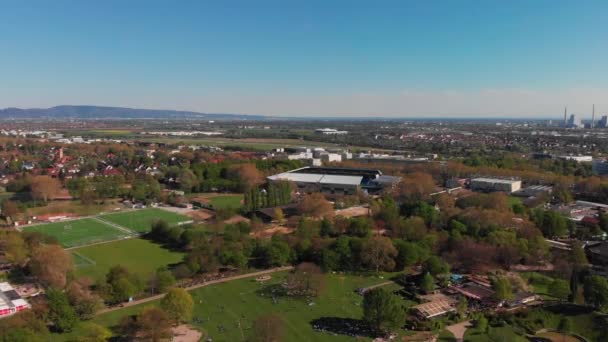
[1, 0, 607, 117]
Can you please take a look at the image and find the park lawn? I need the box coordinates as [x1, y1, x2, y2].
[23, 218, 130, 248]
[464, 326, 527, 342]
[71, 238, 184, 281]
[99, 208, 191, 233]
[56, 272, 399, 342]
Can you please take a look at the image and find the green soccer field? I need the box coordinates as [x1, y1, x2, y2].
[99, 208, 191, 233]
[23, 218, 131, 248]
[55, 272, 403, 342]
[71, 238, 185, 281]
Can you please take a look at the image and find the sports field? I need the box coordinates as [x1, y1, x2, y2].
[71, 238, 185, 280]
[23, 218, 131, 248]
[55, 272, 404, 342]
[99, 208, 191, 233]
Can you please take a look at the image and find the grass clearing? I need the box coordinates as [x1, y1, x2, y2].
[71, 238, 184, 281]
[100, 208, 191, 233]
[55, 272, 400, 342]
[23, 218, 130, 248]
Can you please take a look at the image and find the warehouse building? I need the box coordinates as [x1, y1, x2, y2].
[0, 282, 30, 318]
[267, 167, 400, 196]
[470, 177, 522, 193]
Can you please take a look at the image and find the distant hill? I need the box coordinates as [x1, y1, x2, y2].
[0, 105, 266, 120]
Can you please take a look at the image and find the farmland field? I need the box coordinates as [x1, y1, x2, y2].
[99, 208, 191, 233]
[71, 238, 184, 281]
[55, 272, 404, 342]
[22, 218, 131, 248]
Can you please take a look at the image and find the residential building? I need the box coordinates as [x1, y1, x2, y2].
[0, 282, 30, 318]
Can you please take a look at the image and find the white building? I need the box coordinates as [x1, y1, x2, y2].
[557, 155, 593, 163]
[314, 128, 348, 135]
[0, 282, 30, 318]
[470, 178, 522, 193]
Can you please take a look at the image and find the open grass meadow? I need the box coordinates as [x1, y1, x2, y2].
[71, 238, 184, 281]
[55, 272, 400, 342]
[99, 208, 191, 233]
[22, 218, 131, 248]
[208, 194, 243, 209]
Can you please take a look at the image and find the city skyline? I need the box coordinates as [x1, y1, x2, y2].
[2, 1, 608, 117]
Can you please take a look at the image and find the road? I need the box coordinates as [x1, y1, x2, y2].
[96, 266, 294, 315]
[445, 320, 471, 342]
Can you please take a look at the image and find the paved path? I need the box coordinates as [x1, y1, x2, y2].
[446, 320, 471, 342]
[96, 266, 294, 315]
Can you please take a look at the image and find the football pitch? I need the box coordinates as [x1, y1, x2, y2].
[23, 218, 132, 248]
[99, 208, 191, 233]
[71, 238, 185, 281]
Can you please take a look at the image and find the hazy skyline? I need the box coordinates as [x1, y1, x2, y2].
[1, 1, 608, 118]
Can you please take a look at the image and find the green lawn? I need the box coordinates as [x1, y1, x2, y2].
[99, 208, 191, 233]
[55, 272, 399, 342]
[209, 195, 243, 209]
[71, 238, 184, 281]
[22, 218, 130, 248]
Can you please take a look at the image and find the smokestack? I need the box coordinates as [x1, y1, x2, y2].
[564, 106, 567, 126]
[592, 104, 596, 129]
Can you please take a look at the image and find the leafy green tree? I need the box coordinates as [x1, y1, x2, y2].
[77, 322, 112, 342]
[558, 317, 572, 333]
[491, 276, 513, 301]
[423, 256, 450, 276]
[584, 275, 608, 311]
[160, 288, 194, 323]
[150, 267, 176, 294]
[362, 288, 405, 334]
[475, 314, 488, 333]
[420, 272, 435, 294]
[47, 288, 78, 333]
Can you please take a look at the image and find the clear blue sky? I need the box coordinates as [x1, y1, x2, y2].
[1, 0, 607, 117]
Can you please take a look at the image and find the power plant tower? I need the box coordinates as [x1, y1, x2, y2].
[564, 106, 567, 127]
[592, 104, 596, 129]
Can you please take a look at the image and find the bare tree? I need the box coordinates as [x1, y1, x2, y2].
[29, 244, 74, 288]
[30, 175, 61, 202]
[297, 193, 334, 218]
[361, 236, 398, 272]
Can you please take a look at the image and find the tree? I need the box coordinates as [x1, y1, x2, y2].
[1, 200, 19, 224]
[235, 163, 263, 190]
[29, 244, 73, 288]
[362, 288, 405, 334]
[570, 242, 589, 269]
[420, 273, 435, 294]
[137, 307, 173, 341]
[396, 172, 436, 201]
[77, 322, 112, 342]
[456, 296, 468, 318]
[548, 279, 570, 301]
[149, 268, 176, 294]
[285, 262, 325, 297]
[475, 314, 488, 333]
[160, 288, 194, 324]
[1, 232, 28, 266]
[47, 288, 78, 333]
[423, 256, 450, 276]
[361, 236, 398, 272]
[492, 276, 514, 301]
[30, 175, 61, 202]
[252, 313, 284, 342]
[584, 275, 608, 311]
[273, 207, 285, 225]
[297, 193, 333, 218]
[66, 278, 102, 319]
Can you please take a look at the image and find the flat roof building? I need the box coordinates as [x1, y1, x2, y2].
[0, 282, 30, 318]
[470, 177, 522, 193]
[267, 167, 400, 196]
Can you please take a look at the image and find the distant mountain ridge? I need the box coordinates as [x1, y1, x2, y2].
[0, 105, 266, 120]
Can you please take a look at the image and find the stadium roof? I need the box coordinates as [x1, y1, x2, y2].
[471, 177, 521, 185]
[268, 172, 363, 186]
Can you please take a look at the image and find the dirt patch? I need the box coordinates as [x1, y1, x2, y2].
[186, 209, 215, 221]
[172, 324, 203, 342]
[251, 225, 294, 238]
[223, 215, 250, 225]
[335, 206, 370, 218]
